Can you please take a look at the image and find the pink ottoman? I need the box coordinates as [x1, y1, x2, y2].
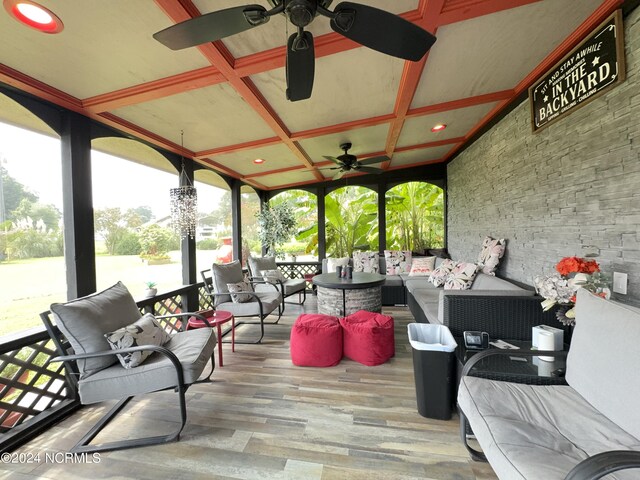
[340, 310, 395, 366]
[290, 314, 343, 367]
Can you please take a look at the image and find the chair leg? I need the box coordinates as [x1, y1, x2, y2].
[459, 410, 487, 462]
[71, 383, 188, 454]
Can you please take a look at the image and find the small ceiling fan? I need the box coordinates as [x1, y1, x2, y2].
[320, 142, 389, 180]
[153, 1, 436, 102]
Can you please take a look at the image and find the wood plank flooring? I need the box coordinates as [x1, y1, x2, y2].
[1, 298, 497, 480]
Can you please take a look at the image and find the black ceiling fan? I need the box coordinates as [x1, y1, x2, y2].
[153, 1, 436, 102]
[321, 142, 389, 180]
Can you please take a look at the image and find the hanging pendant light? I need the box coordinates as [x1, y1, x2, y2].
[170, 131, 197, 239]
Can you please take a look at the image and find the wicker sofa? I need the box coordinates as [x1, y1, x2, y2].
[406, 257, 562, 339]
[458, 289, 640, 479]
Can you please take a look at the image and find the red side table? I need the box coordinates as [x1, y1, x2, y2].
[186, 310, 235, 367]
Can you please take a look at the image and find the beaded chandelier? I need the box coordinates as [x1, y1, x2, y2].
[170, 132, 197, 239]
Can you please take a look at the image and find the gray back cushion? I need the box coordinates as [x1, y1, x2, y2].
[50, 282, 142, 378]
[247, 256, 277, 278]
[472, 273, 525, 291]
[567, 289, 640, 439]
[211, 260, 244, 305]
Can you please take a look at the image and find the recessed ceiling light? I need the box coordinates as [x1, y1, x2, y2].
[253, 158, 265, 164]
[4, 0, 64, 33]
[431, 124, 447, 132]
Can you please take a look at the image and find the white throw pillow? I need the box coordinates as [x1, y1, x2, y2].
[104, 313, 171, 369]
[227, 281, 253, 303]
[409, 256, 436, 276]
[326, 257, 349, 273]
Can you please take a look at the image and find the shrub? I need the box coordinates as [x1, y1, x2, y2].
[114, 231, 141, 255]
[197, 238, 219, 250]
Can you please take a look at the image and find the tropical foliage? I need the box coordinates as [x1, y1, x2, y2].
[386, 182, 444, 251]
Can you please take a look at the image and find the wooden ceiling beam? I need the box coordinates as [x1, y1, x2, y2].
[195, 137, 282, 159]
[154, 0, 324, 182]
[438, 0, 543, 26]
[244, 164, 307, 179]
[291, 113, 395, 141]
[83, 66, 225, 113]
[406, 89, 513, 118]
[382, 0, 446, 169]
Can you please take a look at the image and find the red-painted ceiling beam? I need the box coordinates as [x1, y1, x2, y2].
[83, 66, 226, 113]
[244, 164, 306, 180]
[0, 63, 84, 114]
[394, 136, 465, 153]
[291, 113, 396, 142]
[382, 0, 446, 169]
[195, 137, 282, 159]
[438, 0, 543, 26]
[406, 89, 513, 118]
[154, 0, 324, 182]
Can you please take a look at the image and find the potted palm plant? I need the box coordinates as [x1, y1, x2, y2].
[144, 281, 157, 297]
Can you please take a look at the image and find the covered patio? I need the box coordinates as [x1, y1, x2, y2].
[1, 0, 639, 478]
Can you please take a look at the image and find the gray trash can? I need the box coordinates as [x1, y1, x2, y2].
[408, 323, 458, 420]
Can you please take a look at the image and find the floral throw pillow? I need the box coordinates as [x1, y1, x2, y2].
[477, 236, 506, 275]
[444, 262, 479, 290]
[428, 259, 458, 287]
[409, 256, 436, 276]
[104, 313, 171, 369]
[353, 251, 379, 273]
[227, 281, 253, 303]
[261, 269, 286, 284]
[384, 250, 412, 275]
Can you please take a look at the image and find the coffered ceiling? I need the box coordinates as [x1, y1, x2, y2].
[0, 0, 624, 191]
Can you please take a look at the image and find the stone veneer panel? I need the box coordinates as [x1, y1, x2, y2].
[317, 286, 382, 317]
[447, 7, 640, 303]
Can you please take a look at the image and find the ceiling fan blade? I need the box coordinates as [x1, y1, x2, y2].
[153, 5, 268, 50]
[332, 170, 346, 180]
[356, 166, 384, 174]
[323, 156, 344, 166]
[286, 31, 315, 102]
[358, 155, 390, 166]
[329, 2, 436, 61]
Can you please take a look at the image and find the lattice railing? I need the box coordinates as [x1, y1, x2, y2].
[0, 282, 207, 451]
[0, 335, 71, 434]
[276, 261, 321, 289]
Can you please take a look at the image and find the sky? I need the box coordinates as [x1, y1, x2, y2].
[0, 121, 225, 220]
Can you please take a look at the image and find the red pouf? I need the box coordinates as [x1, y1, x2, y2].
[290, 314, 343, 367]
[340, 310, 395, 366]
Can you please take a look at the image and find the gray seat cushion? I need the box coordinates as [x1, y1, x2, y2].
[283, 278, 306, 296]
[211, 261, 244, 305]
[458, 376, 640, 480]
[404, 277, 436, 293]
[215, 291, 281, 317]
[247, 256, 277, 278]
[50, 282, 142, 378]
[412, 289, 441, 324]
[78, 327, 216, 404]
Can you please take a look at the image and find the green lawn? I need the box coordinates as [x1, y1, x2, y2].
[0, 251, 220, 338]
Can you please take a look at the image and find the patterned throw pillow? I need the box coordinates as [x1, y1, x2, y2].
[104, 313, 171, 369]
[326, 257, 349, 273]
[444, 262, 479, 290]
[477, 236, 506, 275]
[409, 256, 436, 276]
[353, 251, 379, 273]
[384, 250, 412, 275]
[428, 259, 458, 287]
[261, 269, 286, 284]
[227, 281, 253, 303]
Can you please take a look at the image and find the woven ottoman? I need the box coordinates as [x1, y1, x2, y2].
[340, 310, 395, 366]
[290, 314, 343, 367]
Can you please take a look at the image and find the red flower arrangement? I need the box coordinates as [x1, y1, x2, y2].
[555, 256, 600, 276]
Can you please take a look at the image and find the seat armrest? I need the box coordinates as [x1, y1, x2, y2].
[443, 295, 565, 339]
[48, 345, 185, 385]
[564, 450, 640, 480]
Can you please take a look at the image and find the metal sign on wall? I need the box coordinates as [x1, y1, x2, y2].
[529, 10, 625, 132]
